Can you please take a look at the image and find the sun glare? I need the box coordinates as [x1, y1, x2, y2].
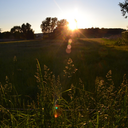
[65, 8, 93, 30]
[67, 8, 78, 31]
[68, 19, 77, 31]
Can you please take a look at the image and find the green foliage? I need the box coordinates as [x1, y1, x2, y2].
[115, 38, 125, 46]
[0, 38, 128, 127]
[119, 0, 128, 18]
[113, 31, 128, 46]
[122, 30, 128, 44]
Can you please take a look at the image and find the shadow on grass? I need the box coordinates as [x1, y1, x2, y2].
[0, 38, 128, 98]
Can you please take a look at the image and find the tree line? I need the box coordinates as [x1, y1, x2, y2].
[40, 1, 128, 39]
[40, 17, 125, 39]
[78, 28, 125, 38]
[0, 23, 35, 40]
[0, 0, 128, 40]
[0, 19, 125, 40]
[40, 17, 72, 40]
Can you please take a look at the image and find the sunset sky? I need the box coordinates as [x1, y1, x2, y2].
[0, 0, 127, 33]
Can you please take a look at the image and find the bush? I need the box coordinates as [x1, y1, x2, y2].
[122, 31, 128, 44]
[115, 38, 126, 46]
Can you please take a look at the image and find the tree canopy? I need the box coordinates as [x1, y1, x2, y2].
[21, 23, 35, 39]
[41, 17, 70, 39]
[10, 23, 35, 39]
[119, 0, 128, 18]
[11, 26, 22, 39]
[53, 19, 70, 40]
[57, 19, 69, 28]
[11, 26, 22, 33]
[40, 17, 58, 33]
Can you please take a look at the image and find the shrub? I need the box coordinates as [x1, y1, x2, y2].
[122, 30, 128, 44]
[115, 38, 126, 46]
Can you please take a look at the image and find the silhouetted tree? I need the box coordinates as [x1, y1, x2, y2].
[119, 0, 128, 18]
[10, 26, 22, 39]
[52, 19, 70, 40]
[40, 17, 58, 33]
[57, 19, 69, 28]
[2, 31, 11, 39]
[79, 28, 125, 38]
[10, 23, 34, 40]
[0, 28, 2, 39]
[21, 23, 35, 39]
[11, 26, 22, 33]
[10, 23, 35, 39]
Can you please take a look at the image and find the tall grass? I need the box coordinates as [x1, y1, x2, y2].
[0, 58, 128, 127]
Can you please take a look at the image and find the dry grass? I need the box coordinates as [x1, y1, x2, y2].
[0, 58, 128, 127]
[0, 38, 128, 127]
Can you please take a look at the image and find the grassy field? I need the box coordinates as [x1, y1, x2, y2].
[1, 38, 128, 127]
[0, 38, 128, 97]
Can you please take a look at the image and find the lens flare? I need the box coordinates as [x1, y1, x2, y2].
[55, 104, 59, 109]
[54, 104, 61, 118]
[66, 38, 72, 53]
[68, 39, 72, 43]
[67, 45, 71, 49]
[66, 48, 71, 54]
[54, 114, 58, 118]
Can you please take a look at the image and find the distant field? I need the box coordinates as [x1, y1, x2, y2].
[0, 38, 128, 98]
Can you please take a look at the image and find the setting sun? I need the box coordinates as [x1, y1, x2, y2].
[66, 8, 78, 31]
[68, 19, 77, 31]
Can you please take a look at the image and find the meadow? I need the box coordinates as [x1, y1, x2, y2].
[0, 38, 128, 96]
[0, 38, 128, 127]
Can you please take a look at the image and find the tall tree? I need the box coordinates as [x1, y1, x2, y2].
[40, 17, 58, 33]
[21, 23, 35, 39]
[53, 19, 70, 40]
[11, 26, 22, 33]
[10, 23, 34, 39]
[10, 26, 22, 39]
[57, 19, 69, 28]
[119, 0, 128, 18]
